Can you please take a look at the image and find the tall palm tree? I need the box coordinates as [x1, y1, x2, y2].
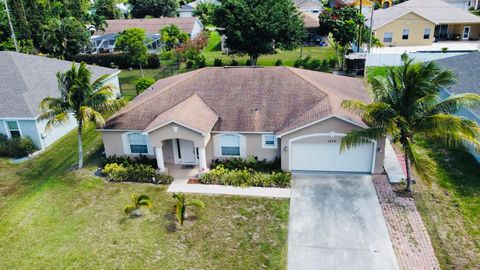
[341, 54, 480, 192]
[39, 62, 125, 169]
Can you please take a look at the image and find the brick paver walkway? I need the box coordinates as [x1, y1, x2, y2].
[373, 175, 440, 270]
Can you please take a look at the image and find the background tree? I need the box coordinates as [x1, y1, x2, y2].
[340, 54, 480, 192]
[115, 28, 149, 77]
[93, 0, 122, 19]
[160, 24, 189, 51]
[193, 2, 218, 25]
[129, 0, 178, 18]
[39, 63, 124, 169]
[318, 3, 364, 70]
[41, 17, 91, 60]
[213, 0, 305, 66]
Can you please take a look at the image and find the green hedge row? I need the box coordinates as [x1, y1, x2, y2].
[201, 165, 291, 188]
[74, 53, 160, 69]
[102, 163, 173, 184]
[0, 134, 38, 158]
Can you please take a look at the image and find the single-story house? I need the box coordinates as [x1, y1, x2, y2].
[294, 0, 323, 14]
[178, 0, 219, 18]
[0, 51, 120, 150]
[369, 0, 480, 46]
[433, 52, 480, 162]
[90, 17, 204, 53]
[100, 67, 385, 177]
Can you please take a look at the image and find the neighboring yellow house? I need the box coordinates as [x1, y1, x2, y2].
[369, 0, 480, 46]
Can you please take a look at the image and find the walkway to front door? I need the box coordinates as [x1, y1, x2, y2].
[288, 173, 399, 270]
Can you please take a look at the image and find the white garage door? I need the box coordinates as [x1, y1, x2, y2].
[291, 141, 374, 173]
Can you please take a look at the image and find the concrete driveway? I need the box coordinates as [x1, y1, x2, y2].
[288, 173, 399, 270]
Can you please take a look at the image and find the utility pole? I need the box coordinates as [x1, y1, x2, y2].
[357, 0, 363, 53]
[3, 0, 19, 52]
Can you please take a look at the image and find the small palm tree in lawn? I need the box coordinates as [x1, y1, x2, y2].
[39, 62, 125, 169]
[124, 194, 153, 217]
[173, 193, 205, 225]
[341, 54, 480, 192]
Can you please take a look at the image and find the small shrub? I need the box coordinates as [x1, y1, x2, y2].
[173, 193, 205, 225]
[328, 57, 337, 68]
[275, 59, 283, 66]
[101, 154, 157, 168]
[160, 50, 174, 60]
[229, 59, 239, 66]
[293, 58, 303, 68]
[102, 161, 173, 184]
[195, 54, 206, 68]
[200, 164, 291, 187]
[209, 156, 281, 172]
[103, 163, 128, 182]
[124, 194, 152, 217]
[135, 77, 155, 95]
[186, 60, 195, 69]
[213, 58, 223, 66]
[245, 59, 251, 66]
[0, 135, 38, 158]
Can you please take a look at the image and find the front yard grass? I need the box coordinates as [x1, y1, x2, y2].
[413, 139, 480, 269]
[0, 126, 289, 269]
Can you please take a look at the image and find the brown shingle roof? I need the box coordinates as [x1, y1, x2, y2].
[105, 67, 370, 134]
[95, 17, 198, 35]
[143, 93, 219, 133]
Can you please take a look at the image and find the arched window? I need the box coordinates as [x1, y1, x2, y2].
[127, 133, 149, 154]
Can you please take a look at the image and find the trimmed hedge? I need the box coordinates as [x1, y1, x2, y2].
[102, 163, 173, 184]
[0, 134, 38, 158]
[200, 165, 291, 188]
[101, 154, 158, 169]
[210, 156, 281, 173]
[74, 53, 160, 69]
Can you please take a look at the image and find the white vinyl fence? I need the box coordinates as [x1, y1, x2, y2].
[366, 52, 468, 66]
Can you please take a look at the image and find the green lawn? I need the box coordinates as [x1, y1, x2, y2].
[118, 69, 164, 100]
[0, 126, 289, 269]
[413, 140, 480, 269]
[202, 31, 336, 66]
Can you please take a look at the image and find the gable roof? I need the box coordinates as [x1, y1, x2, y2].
[94, 17, 199, 36]
[433, 52, 480, 116]
[0, 51, 118, 119]
[143, 94, 219, 134]
[302, 11, 320, 28]
[370, 0, 480, 30]
[105, 67, 370, 134]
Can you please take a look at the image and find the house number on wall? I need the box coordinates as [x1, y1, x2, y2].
[328, 139, 337, 143]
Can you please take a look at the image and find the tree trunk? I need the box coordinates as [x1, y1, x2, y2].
[139, 63, 144, 78]
[77, 121, 84, 169]
[404, 149, 413, 192]
[249, 55, 258, 66]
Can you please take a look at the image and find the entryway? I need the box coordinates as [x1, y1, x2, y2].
[463, 26, 471, 40]
[172, 139, 198, 165]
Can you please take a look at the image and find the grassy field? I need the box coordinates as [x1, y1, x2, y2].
[0, 126, 289, 269]
[413, 140, 480, 269]
[117, 69, 163, 100]
[202, 31, 336, 66]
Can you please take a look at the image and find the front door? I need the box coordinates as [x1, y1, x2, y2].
[176, 139, 197, 164]
[463, 26, 471, 40]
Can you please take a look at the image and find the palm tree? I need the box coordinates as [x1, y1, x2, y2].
[39, 62, 125, 169]
[341, 54, 480, 192]
[124, 194, 153, 217]
[173, 193, 205, 225]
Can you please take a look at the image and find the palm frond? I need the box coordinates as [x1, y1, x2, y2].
[341, 99, 369, 115]
[136, 195, 152, 208]
[404, 139, 437, 184]
[427, 93, 480, 115]
[186, 199, 205, 209]
[340, 127, 386, 151]
[43, 112, 70, 131]
[124, 205, 136, 214]
[80, 106, 106, 127]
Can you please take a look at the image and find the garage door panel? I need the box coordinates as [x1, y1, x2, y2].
[291, 141, 374, 173]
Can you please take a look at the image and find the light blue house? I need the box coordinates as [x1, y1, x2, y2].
[434, 52, 480, 162]
[0, 51, 121, 150]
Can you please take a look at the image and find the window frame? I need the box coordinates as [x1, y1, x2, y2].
[262, 134, 278, 149]
[4, 120, 22, 139]
[123, 132, 152, 155]
[219, 134, 241, 157]
[423, 28, 431, 39]
[402, 29, 409, 40]
[383, 32, 393, 43]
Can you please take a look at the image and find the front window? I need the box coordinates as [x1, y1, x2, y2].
[402, 29, 409, 40]
[6, 121, 20, 139]
[220, 134, 240, 156]
[262, 134, 277, 148]
[423, 28, 431, 39]
[383, 32, 393, 43]
[127, 133, 148, 154]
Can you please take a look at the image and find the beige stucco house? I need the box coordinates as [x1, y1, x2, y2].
[100, 67, 385, 177]
[370, 0, 480, 46]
